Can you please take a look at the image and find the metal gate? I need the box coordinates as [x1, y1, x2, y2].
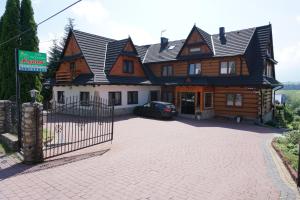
[43, 96, 114, 159]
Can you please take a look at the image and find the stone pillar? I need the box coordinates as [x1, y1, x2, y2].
[22, 102, 43, 163]
[0, 100, 11, 134]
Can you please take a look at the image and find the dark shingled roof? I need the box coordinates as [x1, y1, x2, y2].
[72, 30, 114, 83]
[143, 40, 185, 63]
[212, 27, 255, 57]
[105, 38, 129, 73]
[61, 24, 280, 87]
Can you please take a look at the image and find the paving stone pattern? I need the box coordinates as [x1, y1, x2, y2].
[0, 117, 296, 200]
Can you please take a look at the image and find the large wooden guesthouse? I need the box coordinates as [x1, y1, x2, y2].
[54, 24, 281, 122]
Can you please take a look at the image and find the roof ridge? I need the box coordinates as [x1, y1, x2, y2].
[73, 29, 115, 41]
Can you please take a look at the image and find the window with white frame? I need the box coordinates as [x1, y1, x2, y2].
[266, 62, 273, 77]
[189, 47, 201, 53]
[188, 63, 201, 75]
[220, 61, 236, 75]
[226, 94, 242, 107]
[204, 93, 213, 108]
[57, 91, 65, 104]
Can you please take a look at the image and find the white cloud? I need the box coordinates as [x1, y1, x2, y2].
[71, 0, 156, 45]
[276, 42, 300, 82]
[297, 16, 300, 23]
[39, 32, 64, 55]
[71, 0, 109, 24]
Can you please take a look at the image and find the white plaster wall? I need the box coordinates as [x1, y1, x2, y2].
[53, 85, 161, 115]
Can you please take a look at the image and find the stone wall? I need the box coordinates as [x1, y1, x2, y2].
[22, 102, 43, 163]
[0, 100, 12, 134]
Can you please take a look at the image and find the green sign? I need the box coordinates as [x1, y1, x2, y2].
[18, 50, 47, 73]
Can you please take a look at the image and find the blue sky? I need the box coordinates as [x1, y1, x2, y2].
[1, 0, 299, 82]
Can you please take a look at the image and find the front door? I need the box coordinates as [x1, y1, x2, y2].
[181, 92, 195, 114]
[150, 91, 159, 101]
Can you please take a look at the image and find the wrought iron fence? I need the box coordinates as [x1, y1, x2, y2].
[42, 96, 114, 159]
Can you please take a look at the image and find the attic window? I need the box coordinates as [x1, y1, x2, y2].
[168, 45, 175, 50]
[189, 47, 201, 53]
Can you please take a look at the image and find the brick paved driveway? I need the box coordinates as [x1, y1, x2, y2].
[0, 117, 296, 199]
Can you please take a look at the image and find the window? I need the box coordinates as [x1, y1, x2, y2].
[168, 45, 175, 50]
[123, 60, 134, 73]
[57, 91, 65, 104]
[109, 92, 122, 106]
[127, 91, 138, 104]
[235, 94, 242, 107]
[162, 66, 173, 77]
[80, 92, 90, 106]
[162, 91, 173, 103]
[204, 93, 213, 108]
[266, 62, 272, 77]
[188, 63, 201, 75]
[220, 61, 236, 75]
[189, 47, 201, 53]
[70, 62, 76, 79]
[226, 94, 242, 107]
[150, 91, 159, 101]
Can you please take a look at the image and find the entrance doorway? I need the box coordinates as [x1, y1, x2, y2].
[181, 92, 195, 114]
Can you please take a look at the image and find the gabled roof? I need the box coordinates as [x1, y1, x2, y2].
[212, 27, 255, 57]
[105, 38, 129, 73]
[59, 24, 280, 87]
[72, 30, 114, 82]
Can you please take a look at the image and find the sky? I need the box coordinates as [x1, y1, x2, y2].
[0, 0, 299, 82]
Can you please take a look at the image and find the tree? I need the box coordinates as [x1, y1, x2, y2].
[59, 18, 75, 52]
[41, 39, 61, 105]
[0, 0, 20, 99]
[19, 0, 42, 102]
[41, 18, 75, 105]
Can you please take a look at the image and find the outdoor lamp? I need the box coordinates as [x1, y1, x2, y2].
[29, 89, 39, 103]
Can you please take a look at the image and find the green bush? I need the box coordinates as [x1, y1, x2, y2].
[284, 106, 294, 124]
[295, 107, 300, 116]
[284, 130, 300, 145]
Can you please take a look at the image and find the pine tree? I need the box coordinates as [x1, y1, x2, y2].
[19, 0, 41, 102]
[41, 39, 61, 104]
[59, 18, 75, 52]
[0, 0, 20, 99]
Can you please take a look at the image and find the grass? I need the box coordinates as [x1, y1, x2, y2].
[277, 90, 300, 110]
[43, 129, 53, 143]
[273, 138, 298, 171]
[0, 141, 13, 155]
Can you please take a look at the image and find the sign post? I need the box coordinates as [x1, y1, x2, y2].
[15, 49, 47, 150]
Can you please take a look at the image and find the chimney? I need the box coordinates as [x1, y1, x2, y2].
[160, 37, 168, 49]
[219, 27, 227, 45]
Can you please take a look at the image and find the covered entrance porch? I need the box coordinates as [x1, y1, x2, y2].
[175, 86, 215, 119]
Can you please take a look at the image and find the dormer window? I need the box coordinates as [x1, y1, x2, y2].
[123, 60, 134, 74]
[168, 45, 176, 50]
[162, 66, 173, 77]
[189, 47, 201, 53]
[266, 62, 273, 77]
[220, 61, 236, 75]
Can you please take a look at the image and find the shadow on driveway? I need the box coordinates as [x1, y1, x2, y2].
[0, 149, 110, 181]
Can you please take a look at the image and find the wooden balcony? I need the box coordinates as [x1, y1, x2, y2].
[56, 71, 72, 83]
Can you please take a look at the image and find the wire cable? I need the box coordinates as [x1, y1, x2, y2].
[0, 0, 82, 47]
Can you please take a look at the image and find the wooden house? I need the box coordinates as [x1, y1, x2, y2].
[53, 24, 281, 122]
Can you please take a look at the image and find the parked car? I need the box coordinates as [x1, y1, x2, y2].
[133, 101, 178, 119]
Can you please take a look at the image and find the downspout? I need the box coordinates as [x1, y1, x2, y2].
[260, 89, 263, 123]
[272, 85, 284, 121]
